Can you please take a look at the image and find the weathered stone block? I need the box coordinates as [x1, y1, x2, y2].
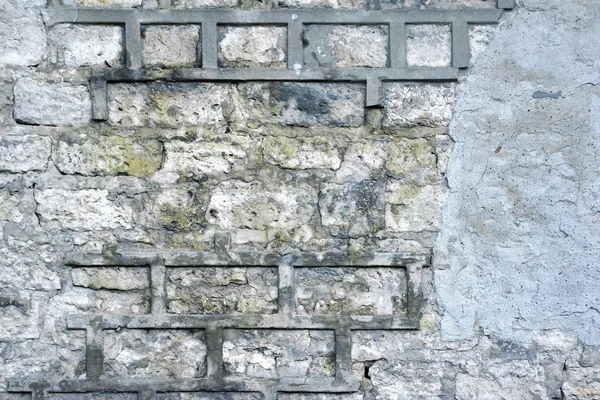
[218, 26, 286, 68]
[279, 395, 363, 400]
[329, 25, 388, 68]
[104, 329, 207, 378]
[35, 189, 133, 231]
[0, 290, 39, 341]
[385, 138, 440, 184]
[0, 9, 46, 67]
[385, 183, 446, 232]
[469, 25, 498, 66]
[562, 367, 600, 400]
[0, 135, 50, 173]
[148, 188, 207, 231]
[47, 395, 137, 400]
[262, 135, 342, 170]
[143, 25, 200, 68]
[383, 84, 455, 128]
[157, 394, 262, 400]
[319, 180, 385, 237]
[73, 0, 143, 7]
[48, 25, 124, 68]
[49, 288, 150, 315]
[71, 267, 149, 291]
[236, 83, 364, 127]
[406, 24, 451, 67]
[53, 135, 163, 177]
[366, 360, 448, 399]
[166, 267, 278, 314]
[108, 82, 229, 128]
[172, 0, 238, 7]
[14, 78, 92, 126]
[223, 330, 334, 378]
[295, 267, 407, 315]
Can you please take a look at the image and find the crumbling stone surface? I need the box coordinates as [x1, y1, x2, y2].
[143, 25, 200, 68]
[0, 135, 50, 173]
[48, 25, 124, 68]
[406, 24, 451, 67]
[218, 26, 287, 68]
[383, 84, 455, 128]
[329, 25, 388, 68]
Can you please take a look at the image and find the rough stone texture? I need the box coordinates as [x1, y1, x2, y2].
[108, 83, 230, 128]
[295, 267, 407, 315]
[72, 0, 143, 7]
[71, 267, 149, 290]
[262, 135, 342, 170]
[0, 135, 50, 173]
[386, 182, 446, 232]
[49, 288, 150, 314]
[104, 329, 207, 378]
[172, 0, 238, 7]
[47, 395, 137, 400]
[223, 330, 335, 378]
[166, 267, 278, 314]
[157, 394, 262, 400]
[53, 135, 163, 177]
[48, 25, 124, 68]
[383, 83, 455, 128]
[0, 2, 46, 67]
[218, 26, 286, 68]
[143, 25, 200, 68]
[329, 25, 388, 68]
[406, 24, 451, 67]
[13, 78, 92, 126]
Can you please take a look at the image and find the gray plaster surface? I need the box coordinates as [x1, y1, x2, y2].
[436, 0, 600, 345]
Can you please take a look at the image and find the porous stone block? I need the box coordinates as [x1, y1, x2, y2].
[319, 180, 385, 237]
[385, 182, 446, 232]
[295, 267, 407, 315]
[236, 83, 364, 127]
[562, 368, 600, 400]
[366, 360, 448, 398]
[0, 290, 39, 341]
[157, 394, 262, 400]
[47, 395, 136, 400]
[383, 84, 455, 128]
[48, 25, 124, 68]
[385, 138, 440, 184]
[49, 287, 150, 315]
[149, 188, 207, 231]
[73, 0, 143, 6]
[71, 267, 149, 291]
[104, 329, 207, 378]
[0, 135, 51, 173]
[218, 26, 286, 68]
[0, 9, 46, 67]
[206, 179, 317, 232]
[329, 25, 388, 68]
[35, 189, 133, 231]
[166, 267, 278, 314]
[13, 78, 92, 126]
[53, 135, 163, 177]
[108, 82, 229, 128]
[262, 135, 342, 170]
[406, 24, 451, 67]
[172, 0, 238, 7]
[223, 330, 335, 378]
[143, 25, 200, 68]
[279, 395, 364, 400]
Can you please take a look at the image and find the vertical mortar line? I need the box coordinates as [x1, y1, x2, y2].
[206, 328, 224, 386]
[90, 77, 108, 121]
[278, 264, 294, 317]
[334, 326, 353, 383]
[125, 17, 143, 69]
[86, 316, 105, 381]
[451, 21, 470, 69]
[139, 389, 156, 400]
[389, 21, 406, 68]
[202, 21, 218, 69]
[287, 17, 303, 70]
[150, 260, 167, 314]
[366, 77, 382, 107]
[406, 262, 424, 325]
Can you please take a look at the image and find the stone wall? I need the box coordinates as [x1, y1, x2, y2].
[0, 0, 599, 399]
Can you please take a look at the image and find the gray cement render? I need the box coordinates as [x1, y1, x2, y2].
[436, 0, 600, 345]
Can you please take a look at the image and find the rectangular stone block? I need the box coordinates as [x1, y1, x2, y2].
[406, 24, 451, 67]
[47, 394, 137, 400]
[262, 135, 342, 170]
[48, 25, 124, 68]
[172, 0, 238, 7]
[0, 9, 46, 67]
[279, 395, 363, 400]
[0, 135, 51, 173]
[73, 0, 143, 6]
[385, 182, 447, 232]
[53, 135, 163, 177]
[71, 267, 149, 291]
[218, 26, 287, 68]
[166, 267, 278, 314]
[14, 78, 91, 126]
[143, 25, 200, 68]
[223, 330, 335, 378]
[104, 329, 207, 378]
[383, 83, 455, 128]
[158, 393, 263, 400]
[35, 189, 133, 231]
[295, 267, 408, 316]
[50, 288, 150, 315]
[108, 82, 230, 128]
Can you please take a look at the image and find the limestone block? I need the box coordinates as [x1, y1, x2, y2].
[223, 329, 335, 378]
[149, 188, 207, 231]
[73, 0, 143, 7]
[14, 78, 92, 126]
[562, 367, 600, 400]
[329, 25, 388, 68]
[104, 329, 207, 378]
[166, 267, 278, 314]
[383, 84, 455, 128]
[143, 25, 200, 68]
[334, 140, 388, 182]
[172, 0, 238, 7]
[47, 395, 136, 400]
[49, 288, 150, 315]
[385, 182, 446, 232]
[48, 25, 124, 68]
[0, 290, 39, 341]
[108, 82, 229, 128]
[218, 26, 286, 68]
[0, 135, 50, 173]
[262, 135, 342, 170]
[71, 267, 149, 291]
[385, 138, 440, 184]
[35, 189, 133, 231]
[368, 359, 448, 398]
[53, 135, 163, 177]
[158, 394, 261, 400]
[406, 24, 451, 67]
[0, 9, 46, 67]
[279, 396, 363, 400]
[319, 180, 385, 237]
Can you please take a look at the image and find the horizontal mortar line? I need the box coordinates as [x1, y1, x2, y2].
[46, 8, 502, 25]
[65, 249, 431, 267]
[66, 313, 420, 330]
[7, 377, 358, 393]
